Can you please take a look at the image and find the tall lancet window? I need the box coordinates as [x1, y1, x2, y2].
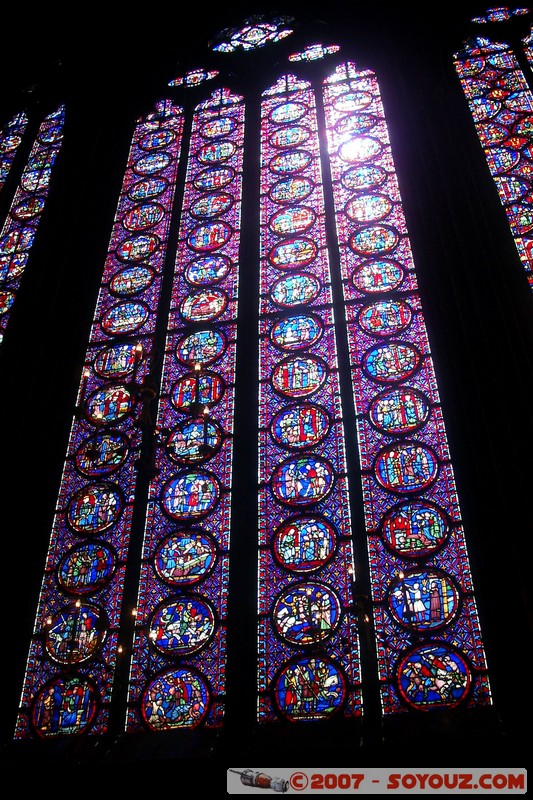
[258, 74, 362, 724]
[323, 61, 491, 713]
[127, 88, 244, 732]
[15, 99, 184, 739]
[0, 106, 64, 344]
[455, 15, 533, 291]
[0, 111, 28, 193]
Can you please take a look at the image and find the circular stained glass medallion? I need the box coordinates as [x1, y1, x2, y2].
[381, 500, 450, 559]
[333, 90, 372, 112]
[270, 102, 307, 124]
[116, 233, 159, 262]
[185, 255, 231, 286]
[101, 301, 148, 335]
[57, 541, 116, 595]
[194, 165, 234, 191]
[352, 259, 404, 293]
[341, 163, 387, 192]
[32, 676, 99, 737]
[345, 193, 392, 223]
[203, 116, 236, 138]
[149, 596, 215, 655]
[154, 530, 216, 586]
[269, 175, 314, 204]
[93, 341, 139, 379]
[12, 196, 45, 220]
[339, 136, 382, 163]
[274, 657, 346, 720]
[166, 416, 223, 464]
[269, 125, 310, 148]
[362, 341, 420, 383]
[270, 272, 321, 307]
[358, 298, 412, 337]
[109, 264, 154, 296]
[269, 237, 317, 270]
[139, 128, 175, 150]
[175, 329, 226, 367]
[75, 431, 129, 476]
[396, 643, 471, 710]
[369, 387, 429, 435]
[197, 140, 236, 164]
[272, 455, 334, 506]
[187, 220, 232, 252]
[122, 202, 164, 231]
[388, 569, 460, 632]
[190, 192, 233, 218]
[271, 354, 327, 398]
[273, 582, 341, 645]
[270, 313, 322, 351]
[129, 176, 167, 201]
[67, 483, 122, 534]
[271, 403, 329, 449]
[269, 149, 311, 174]
[161, 471, 220, 519]
[86, 384, 132, 424]
[273, 515, 336, 572]
[134, 151, 171, 175]
[171, 370, 225, 412]
[349, 224, 399, 255]
[374, 441, 439, 493]
[45, 602, 107, 664]
[269, 205, 316, 236]
[141, 668, 209, 730]
[180, 288, 227, 323]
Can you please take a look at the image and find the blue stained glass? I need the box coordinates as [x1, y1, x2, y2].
[149, 596, 215, 654]
[272, 582, 341, 644]
[141, 669, 209, 729]
[128, 88, 245, 732]
[31, 676, 99, 737]
[273, 516, 337, 572]
[259, 76, 361, 725]
[270, 314, 322, 350]
[154, 531, 216, 585]
[162, 471, 220, 518]
[324, 61, 490, 714]
[0, 107, 64, 344]
[388, 569, 460, 631]
[57, 541, 116, 594]
[396, 644, 471, 710]
[456, 37, 533, 288]
[274, 657, 346, 720]
[16, 99, 184, 740]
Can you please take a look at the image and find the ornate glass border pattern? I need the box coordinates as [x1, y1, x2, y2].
[0, 106, 65, 344]
[455, 36, 533, 290]
[14, 99, 184, 739]
[126, 88, 244, 732]
[323, 62, 491, 714]
[258, 74, 362, 724]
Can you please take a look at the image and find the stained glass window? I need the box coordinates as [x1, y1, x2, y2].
[288, 44, 340, 62]
[211, 15, 294, 53]
[258, 74, 362, 724]
[455, 35, 533, 289]
[126, 88, 244, 732]
[323, 61, 491, 713]
[0, 111, 28, 192]
[471, 6, 529, 23]
[11, 12, 500, 755]
[0, 106, 64, 344]
[14, 99, 184, 739]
